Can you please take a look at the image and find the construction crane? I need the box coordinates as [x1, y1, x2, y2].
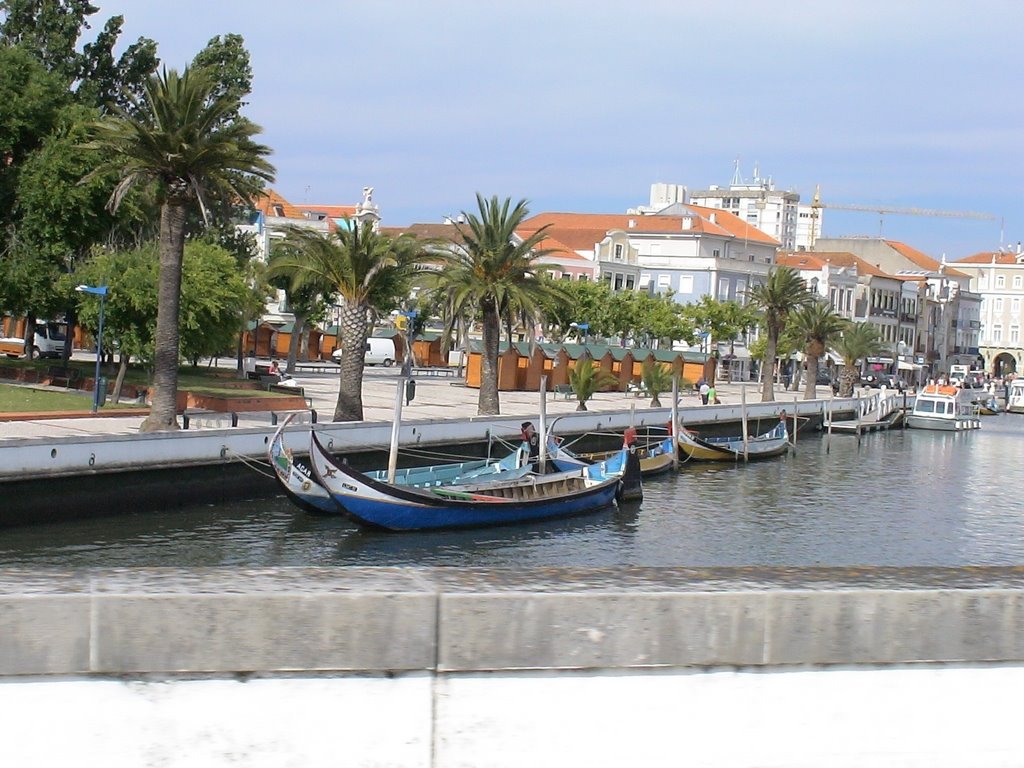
[807, 185, 1000, 247]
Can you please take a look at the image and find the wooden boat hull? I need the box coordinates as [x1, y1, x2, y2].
[309, 431, 622, 531]
[677, 422, 789, 462]
[269, 420, 339, 515]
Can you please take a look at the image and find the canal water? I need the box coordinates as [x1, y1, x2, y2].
[2, 417, 1022, 568]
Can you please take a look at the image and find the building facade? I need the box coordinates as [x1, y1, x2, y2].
[952, 248, 1024, 376]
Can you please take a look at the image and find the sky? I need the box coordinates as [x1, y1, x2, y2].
[94, 0, 1023, 260]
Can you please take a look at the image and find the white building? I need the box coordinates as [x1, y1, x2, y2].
[813, 237, 980, 374]
[952, 246, 1024, 376]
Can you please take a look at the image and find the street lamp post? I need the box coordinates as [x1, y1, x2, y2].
[76, 284, 108, 413]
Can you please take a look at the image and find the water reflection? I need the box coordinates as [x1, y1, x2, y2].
[1, 418, 1022, 568]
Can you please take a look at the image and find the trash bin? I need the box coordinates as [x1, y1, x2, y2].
[97, 377, 108, 405]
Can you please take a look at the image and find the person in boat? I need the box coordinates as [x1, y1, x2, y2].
[521, 421, 542, 472]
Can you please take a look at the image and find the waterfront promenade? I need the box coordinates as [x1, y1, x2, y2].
[0, 365, 794, 440]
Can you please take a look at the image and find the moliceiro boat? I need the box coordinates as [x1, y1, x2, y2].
[907, 385, 981, 431]
[308, 430, 625, 531]
[268, 416, 530, 516]
[676, 420, 790, 462]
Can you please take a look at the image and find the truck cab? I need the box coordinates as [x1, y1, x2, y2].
[0, 320, 67, 359]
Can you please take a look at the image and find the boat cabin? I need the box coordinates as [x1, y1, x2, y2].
[907, 384, 981, 431]
[1007, 378, 1024, 414]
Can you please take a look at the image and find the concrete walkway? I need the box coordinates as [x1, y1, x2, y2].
[0, 365, 823, 441]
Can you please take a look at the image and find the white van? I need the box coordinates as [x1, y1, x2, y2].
[0, 320, 66, 359]
[331, 337, 396, 367]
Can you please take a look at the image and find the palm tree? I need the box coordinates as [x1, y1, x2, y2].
[833, 322, 887, 397]
[568, 353, 618, 411]
[268, 223, 424, 421]
[84, 66, 274, 431]
[641, 360, 676, 408]
[789, 300, 849, 399]
[439, 194, 569, 415]
[745, 267, 813, 403]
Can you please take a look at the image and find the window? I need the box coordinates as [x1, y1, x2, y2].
[639, 273, 651, 288]
[995, 298, 1003, 312]
[717, 279, 730, 301]
[678, 275, 694, 293]
[997, 275, 1005, 288]
[1011, 326, 1020, 344]
[625, 276, 635, 290]
[1014, 275, 1022, 289]
[657, 274, 671, 289]
[613, 244, 624, 260]
[561, 273, 571, 281]
[993, 325, 1003, 342]
[712, 249, 720, 258]
[1013, 298, 1021, 313]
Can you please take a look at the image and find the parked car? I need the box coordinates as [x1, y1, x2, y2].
[863, 372, 905, 391]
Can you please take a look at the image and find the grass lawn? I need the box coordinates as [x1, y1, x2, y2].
[0, 383, 115, 413]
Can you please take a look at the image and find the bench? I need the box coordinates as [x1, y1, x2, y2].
[46, 366, 81, 389]
[411, 366, 457, 378]
[626, 381, 648, 398]
[182, 409, 238, 430]
[269, 383, 313, 408]
[247, 364, 274, 381]
[271, 409, 318, 426]
[553, 384, 574, 400]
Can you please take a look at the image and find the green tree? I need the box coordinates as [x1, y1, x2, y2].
[567, 352, 617, 411]
[543, 278, 613, 340]
[789, 300, 848, 399]
[0, 45, 67, 228]
[833, 322, 886, 397]
[745, 267, 813, 403]
[441, 194, 569, 415]
[0, 1, 157, 110]
[640, 360, 676, 408]
[191, 34, 251, 123]
[681, 297, 757, 382]
[268, 237, 332, 374]
[73, 240, 254, 400]
[267, 223, 423, 422]
[83, 65, 275, 431]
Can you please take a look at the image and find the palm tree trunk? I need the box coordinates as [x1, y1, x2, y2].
[478, 300, 501, 415]
[761, 330, 778, 403]
[140, 199, 187, 432]
[334, 303, 367, 421]
[286, 314, 304, 373]
[804, 354, 820, 400]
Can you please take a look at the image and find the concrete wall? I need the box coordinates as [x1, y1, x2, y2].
[2, 567, 1024, 766]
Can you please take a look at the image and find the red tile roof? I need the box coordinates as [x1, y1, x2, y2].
[957, 250, 1023, 265]
[777, 250, 891, 278]
[519, 206, 779, 247]
[883, 240, 968, 278]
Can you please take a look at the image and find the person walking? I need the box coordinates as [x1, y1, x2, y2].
[707, 383, 718, 405]
[699, 379, 710, 405]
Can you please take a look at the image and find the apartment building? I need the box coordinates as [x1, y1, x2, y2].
[812, 237, 979, 374]
[953, 247, 1024, 376]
